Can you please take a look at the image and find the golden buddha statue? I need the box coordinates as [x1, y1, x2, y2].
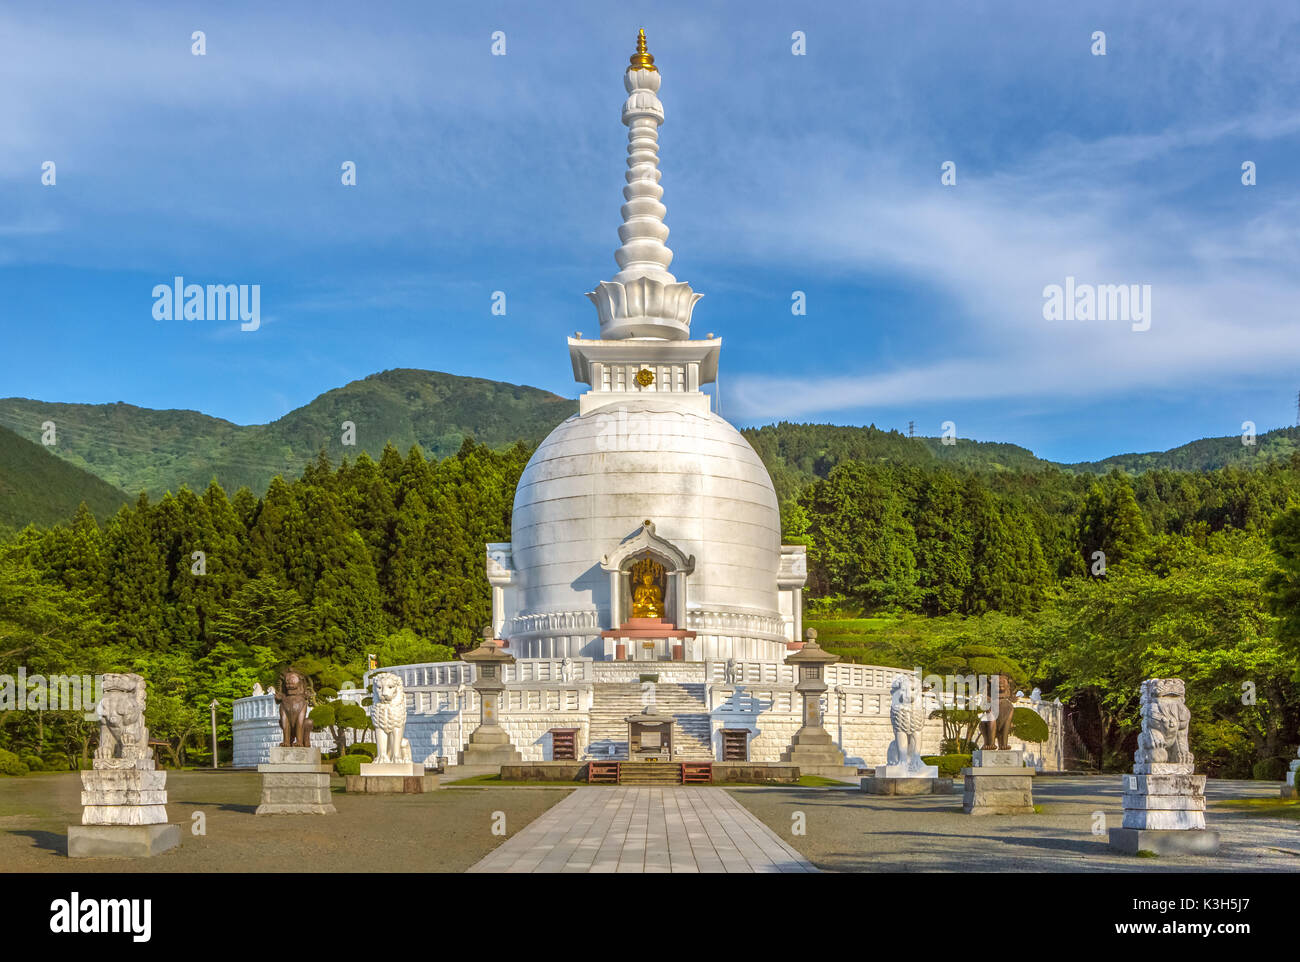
[631, 568, 665, 619]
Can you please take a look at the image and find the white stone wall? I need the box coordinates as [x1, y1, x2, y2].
[232, 659, 1066, 770]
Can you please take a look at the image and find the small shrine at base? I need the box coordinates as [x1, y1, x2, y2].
[625, 706, 676, 761]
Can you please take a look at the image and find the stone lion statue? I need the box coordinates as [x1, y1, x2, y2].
[276, 669, 314, 748]
[887, 673, 926, 772]
[371, 672, 412, 764]
[95, 673, 150, 762]
[979, 673, 1016, 752]
[1136, 677, 1192, 766]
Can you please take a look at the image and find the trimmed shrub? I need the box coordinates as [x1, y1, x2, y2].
[1011, 707, 1050, 744]
[0, 749, 30, 776]
[348, 743, 377, 757]
[1252, 756, 1289, 781]
[922, 753, 972, 779]
[44, 753, 70, 771]
[20, 755, 44, 772]
[348, 751, 373, 763]
[335, 755, 363, 777]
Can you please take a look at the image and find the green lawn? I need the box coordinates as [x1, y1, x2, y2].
[1213, 796, 1300, 819]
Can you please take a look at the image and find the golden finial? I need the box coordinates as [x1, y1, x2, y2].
[629, 27, 657, 72]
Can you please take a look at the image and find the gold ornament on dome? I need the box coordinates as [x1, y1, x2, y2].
[629, 28, 657, 72]
[635, 368, 655, 387]
[630, 556, 666, 618]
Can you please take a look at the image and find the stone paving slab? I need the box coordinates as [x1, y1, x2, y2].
[467, 787, 816, 873]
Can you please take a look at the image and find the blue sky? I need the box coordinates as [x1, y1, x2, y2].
[2, 0, 1298, 463]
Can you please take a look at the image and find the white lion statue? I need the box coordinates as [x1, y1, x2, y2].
[886, 673, 928, 774]
[370, 672, 412, 764]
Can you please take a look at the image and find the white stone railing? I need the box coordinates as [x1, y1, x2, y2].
[686, 609, 788, 639]
[367, 658, 594, 691]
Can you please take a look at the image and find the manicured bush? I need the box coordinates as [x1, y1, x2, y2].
[348, 751, 373, 763]
[20, 755, 44, 772]
[348, 743, 377, 756]
[1252, 756, 1289, 781]
[922, 753, 972, 779]
[335, 755, 363, 776]
[1011, 707, 1050, 744]
[0, 749, 30, 776]
[44, 753, 70, 771]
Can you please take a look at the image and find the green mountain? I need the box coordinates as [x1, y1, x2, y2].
[4, 365, 1296, 526]
[0, 423, 129, 533]
[0, 369, 577, 499]
[1066, 426, 1300, 474]
[741, 422, 1056, 502]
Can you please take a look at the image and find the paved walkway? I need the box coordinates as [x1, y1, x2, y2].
[467, 786, 816, 873]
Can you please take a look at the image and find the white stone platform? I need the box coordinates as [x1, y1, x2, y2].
[467, 787, 815, 873]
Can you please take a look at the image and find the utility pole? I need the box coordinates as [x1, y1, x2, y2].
[908, 420, 915, 439]
[209, 699, 220, 769]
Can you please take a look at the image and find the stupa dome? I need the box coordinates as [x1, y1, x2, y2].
[503, 401, 788, 659]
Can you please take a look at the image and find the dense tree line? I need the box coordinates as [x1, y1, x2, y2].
[0, 439, 526, 767]
[3, 434, 1300, 775]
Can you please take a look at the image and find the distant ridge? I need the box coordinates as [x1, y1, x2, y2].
[2, 368, 1295, 529]
[0, 369, 576, 499]
[1064, 426, 1300, 474]
[0, 423, 129, 533]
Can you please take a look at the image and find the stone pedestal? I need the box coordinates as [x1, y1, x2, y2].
[79, 764, 169, 825]
[1283, 762, 1299, 798]
[861, 775, 954, 796]
[875, 762, 939, 779]
[863, 758, 944, 794]
[348, 760, 436, 793]
[963, 752, 1034, 815]
[457, 726, 523, 766]
[69, 756, 181, 858]
[256, 746, 336, 815]
[346, 773, 438, 793]
[780, 726, 857, 777]
[1108, 771, 1218, 854]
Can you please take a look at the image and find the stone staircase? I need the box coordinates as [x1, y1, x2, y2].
[585, 682, 713, 760]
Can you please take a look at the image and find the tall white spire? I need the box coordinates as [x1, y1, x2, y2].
[587, 29, 702, 341]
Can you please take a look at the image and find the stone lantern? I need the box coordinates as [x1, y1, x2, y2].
[457, 626, 523, 767]
[780, 629, 852, 776]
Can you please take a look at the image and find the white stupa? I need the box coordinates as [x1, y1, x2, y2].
[487, 29, 807, 664]
[233, 31, 1071, 771]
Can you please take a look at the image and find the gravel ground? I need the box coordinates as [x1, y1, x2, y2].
[0, 771, 572, 873]
[728, 776, 1300, 872]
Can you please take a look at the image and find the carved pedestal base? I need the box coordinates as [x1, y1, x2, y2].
[1110, 770, 1214, 853]
[68, 823, 181, 859]
[962, 757, 1035, 815]
[69, 755, 180, 857]
[256, 746, 336, 815]
[346, 774, 438, 793]
[860, 776, 955, 796]
[874, 763, 939, 779]
[780, 726, 858, 777]
[457, 726, 523, 767]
